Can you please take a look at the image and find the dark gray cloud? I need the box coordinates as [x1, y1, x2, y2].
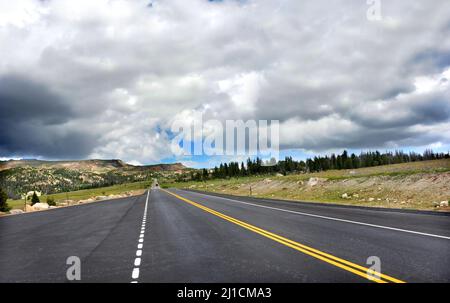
[0, 75, 97, 159]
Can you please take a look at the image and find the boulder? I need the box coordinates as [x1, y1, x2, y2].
[341, 193, 349, 199]
[10, 209, 24, 215]
[368, 198, 375, 202]
[25, 205, 35, 212]
[33, 203, 49, 210]
[440, 201, 449, 207]
[308, 178, 319, 187]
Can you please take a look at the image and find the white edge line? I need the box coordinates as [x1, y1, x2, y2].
[183, 190, 450, 240]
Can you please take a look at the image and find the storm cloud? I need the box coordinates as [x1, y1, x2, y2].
[0, 0, 449, 164]
[0, 76, 97, 158]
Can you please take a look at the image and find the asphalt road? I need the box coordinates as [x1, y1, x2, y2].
[0, 188, 449, 283]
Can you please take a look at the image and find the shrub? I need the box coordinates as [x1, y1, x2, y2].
[0, 188, 11, 212]
[46, 196, 56, 206]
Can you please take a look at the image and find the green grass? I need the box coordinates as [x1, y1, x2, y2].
[6, 180, 153, 210]
[161, 159, 450, 211]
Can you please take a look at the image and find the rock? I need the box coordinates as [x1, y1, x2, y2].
[33, 203, 49, 210]
[276, 173, 284, 177]
[400, 201, 406, 205]
[95, 196, 108, 201]
[341, 193, 349, 199]
[10, 209, 24, 215]
[352, 194, 359, 198]
[377, 198, 382, 201]
[25, 205, 35, 212]
[368, 198, 375, 202]
[440, 201, 449, 207]
[307, 178, 319, 187]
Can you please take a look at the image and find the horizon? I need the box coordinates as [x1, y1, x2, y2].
[2, 147, 449, 170]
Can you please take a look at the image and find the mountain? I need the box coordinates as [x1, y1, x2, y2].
[0, 159, 186, 172]
[0, 159, 189, 198]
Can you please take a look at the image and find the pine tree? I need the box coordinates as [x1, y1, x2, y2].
[31, 192, 40, 205]
[0, 188, 10, 212]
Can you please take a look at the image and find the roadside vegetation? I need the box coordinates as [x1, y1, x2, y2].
[0, 188, 11, 212]
[163, 159, 450, 211]
[176, 149, 449, 182]
[5, 180, 154, 211]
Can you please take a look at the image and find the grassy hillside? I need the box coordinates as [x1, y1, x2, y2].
[163, 159, 450, 211]
[0, 159, 189, 198]
[6, 180, 154, 210]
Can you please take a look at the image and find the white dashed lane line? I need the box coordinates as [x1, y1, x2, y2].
[131, 189, 150, 283]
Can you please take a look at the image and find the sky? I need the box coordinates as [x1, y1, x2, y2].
[0, 0, 449, 168]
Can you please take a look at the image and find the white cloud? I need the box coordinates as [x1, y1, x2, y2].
[1, 0, 450, 164]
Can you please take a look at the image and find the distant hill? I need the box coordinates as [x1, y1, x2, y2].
[0, 159, 189, 198]
[0, 159, 187, 172]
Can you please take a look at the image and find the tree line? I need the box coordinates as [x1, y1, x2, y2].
[183, 149, 449, 181]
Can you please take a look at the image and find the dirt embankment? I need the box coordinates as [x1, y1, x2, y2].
[188, 172, 450, 211]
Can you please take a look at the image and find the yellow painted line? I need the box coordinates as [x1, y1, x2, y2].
[161, 189, 406, 283]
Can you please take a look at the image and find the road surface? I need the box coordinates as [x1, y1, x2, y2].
[0, 188, 449, 283]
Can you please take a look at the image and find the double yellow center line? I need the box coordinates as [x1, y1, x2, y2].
[161, 189, 405, 283]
